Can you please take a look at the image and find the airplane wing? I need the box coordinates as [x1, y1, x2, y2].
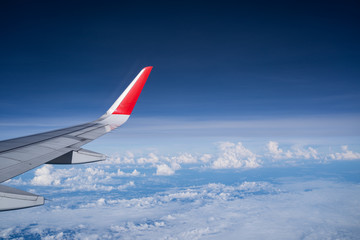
[0, 66, 152, 211]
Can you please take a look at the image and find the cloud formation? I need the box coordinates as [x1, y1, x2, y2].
[266, 141, 319, 161]
[95, 141, 360, 174]
[155, 164, 175, 176]
[137, 153, 159, 165]
[267, 141, 293, 160]
[212, 142, 261, 169]
[24, 165, 139, 192]
[329, 145, 360, 160]
[16, 140, 358, 195]
[14, 140, 358, 191]
[31, 165, 60, 186]
[1, 180, 359, 239]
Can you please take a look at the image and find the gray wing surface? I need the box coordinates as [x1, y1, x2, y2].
[0, 121, 108, 183]
[0, 66, 152, 211]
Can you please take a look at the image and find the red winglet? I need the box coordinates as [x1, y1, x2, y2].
[112, 66, 152, 115]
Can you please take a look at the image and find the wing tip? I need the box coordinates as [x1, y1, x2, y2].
[107, 66, 152, 115]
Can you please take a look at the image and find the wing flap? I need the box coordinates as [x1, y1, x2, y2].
[0, 185, 44, 211]
[47, 148, 106, 164]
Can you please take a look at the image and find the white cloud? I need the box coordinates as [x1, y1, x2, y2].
[99, 141, 360, 171]
[329, 145, 360, 160]
[42, 232, 64, 240]
[171, 153, 197, 164]
[0, 228, 13, 239]
[26, 165, 139, 192]
[267, 141, 293, 160]
[292, 145, 319, 159]
[85, 167, 106, 176]
[104, 151, 136, 165]
[117, 181, 135, 190]
[105, 152, 198, 173]
[96, 198, 106, 206]
[170, 162, 181, 171]
[137, 153, 159, 165]
[110, 220, 166, 233]
[130, 169, 140, 176]
[267, 141, 319, 161]
[117, 169, 141, 177]
[17, 141, 359, 193]
[200, 153, 212, 163]
[103, 156, 122, 164]
[155, 164, 175, 176]
[212, 142, 261, 169]
[1, 180, 359, 239]
[31, 165, 61, 186]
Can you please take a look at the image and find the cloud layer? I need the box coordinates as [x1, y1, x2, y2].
[1, 179, 359, 240]
[5, 141, 358, 192]
[2, 138, 360, 239]
[101, 141, 360, 175]
[2, 139, 360, 239]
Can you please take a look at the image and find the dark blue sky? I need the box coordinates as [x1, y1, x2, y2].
[1, 1, 359, 121]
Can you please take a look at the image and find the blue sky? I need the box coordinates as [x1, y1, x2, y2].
[1, 1, 359, 120]
[1, 1, 360, 239]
